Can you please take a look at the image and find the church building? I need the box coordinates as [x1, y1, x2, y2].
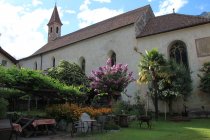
[19, 5, 210, 112]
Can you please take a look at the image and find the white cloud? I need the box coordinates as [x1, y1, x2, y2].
[92, 0, 111, 3]
[0, 1, 52, 59]
[80, 0, 91, 11]
[78, 0, 123, 28]
[32, 0, 42, 6]
[148, 0, 153, 2]
[155, 0, 188, 16]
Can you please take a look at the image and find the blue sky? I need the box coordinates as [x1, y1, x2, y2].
[0, 0, 209, 59]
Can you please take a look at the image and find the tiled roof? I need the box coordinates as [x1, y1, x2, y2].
[48, 5, 62, 25]
[0, 47, 17, 64]
[137, 13, 210, 38]
[29, 5, 151, 58]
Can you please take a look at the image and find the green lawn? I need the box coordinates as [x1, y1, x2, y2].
[84, 119, 210, 140]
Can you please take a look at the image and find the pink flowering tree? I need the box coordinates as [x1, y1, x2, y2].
[89, 58, 135, 99]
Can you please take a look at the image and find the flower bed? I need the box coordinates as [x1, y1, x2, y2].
[46, 103, 112, 122]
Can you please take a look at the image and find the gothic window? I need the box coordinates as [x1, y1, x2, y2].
[169, 41, 189, 68]
[110, 51, 116, 66]
[56, 27, 59, 33]
[52, 57, 55, 67]
[79, 57, 85, 73]
[34, 62, 37, 70]
[50, 27, 52, 33]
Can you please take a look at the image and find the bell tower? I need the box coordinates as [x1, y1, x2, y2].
[47, 4, 63, 42]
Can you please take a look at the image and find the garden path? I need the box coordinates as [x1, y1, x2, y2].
[18, 132, 97, 140]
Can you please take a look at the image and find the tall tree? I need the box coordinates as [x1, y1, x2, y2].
[158, 60, 192, 115]
[137, 48, 166, 120]
[47, 60, 89, 86]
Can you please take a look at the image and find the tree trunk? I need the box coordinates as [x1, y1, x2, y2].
[151, 69, 158, 120]
[35, 97, 38, 109]
[154, 81, 159, 120]
[28, 96, 31, 112]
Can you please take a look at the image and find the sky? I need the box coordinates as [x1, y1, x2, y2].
[0, 0, 209, 59]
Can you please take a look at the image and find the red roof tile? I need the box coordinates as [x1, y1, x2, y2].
[28, 5, 151, 58]
[137, 13, 210, 38]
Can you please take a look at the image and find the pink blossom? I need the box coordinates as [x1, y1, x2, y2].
[89, 58, 135, 94]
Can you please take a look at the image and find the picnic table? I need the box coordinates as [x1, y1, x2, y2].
[16, 118, 56, 137]
[32, 118, 56, 136]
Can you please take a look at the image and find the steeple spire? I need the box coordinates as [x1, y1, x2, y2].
[48, 5, 63, 26]
[47, 4, 63, 42]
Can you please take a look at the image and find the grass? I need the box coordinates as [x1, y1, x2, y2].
[79, 119, 210, 140]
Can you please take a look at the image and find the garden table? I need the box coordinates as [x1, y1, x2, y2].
[32, 118, 56, 136]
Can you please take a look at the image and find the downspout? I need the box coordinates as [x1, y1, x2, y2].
[40, 54, 43, 70]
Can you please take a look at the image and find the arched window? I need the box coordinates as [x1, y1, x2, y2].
[34, 62, 37, 70]
[110, 51, 116, 66]
[79, 57, 85, 73]
[169, 41, 189, 68]
[56, 27, 59, 33]
[52, 57, 55, 67]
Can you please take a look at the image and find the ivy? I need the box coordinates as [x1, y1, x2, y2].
[0, 66, 84, 100]
[198, 62, 210, 93]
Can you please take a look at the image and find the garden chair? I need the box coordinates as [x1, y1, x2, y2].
[80, 113, 93, 133]
[71, 121, 85, 137]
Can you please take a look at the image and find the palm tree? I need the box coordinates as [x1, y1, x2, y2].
[137, 48, 166, 120]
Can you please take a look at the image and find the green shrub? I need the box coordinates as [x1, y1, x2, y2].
[104, 120, 120, 130]
[112, 100, 145, 116]
[198, 62, 210, 93]
[0, 98, 8, 119]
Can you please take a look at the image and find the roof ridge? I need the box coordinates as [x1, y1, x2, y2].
[138, 12, 210, 38]
[58, 5, 151, 40]
[154, 13, 209, 19]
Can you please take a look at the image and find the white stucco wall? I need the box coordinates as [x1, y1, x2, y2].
[19, 56, 41, 70]
[19, 25, 141, 103]
[136, 23, 210, 112]
[0, 53, 15, 67]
